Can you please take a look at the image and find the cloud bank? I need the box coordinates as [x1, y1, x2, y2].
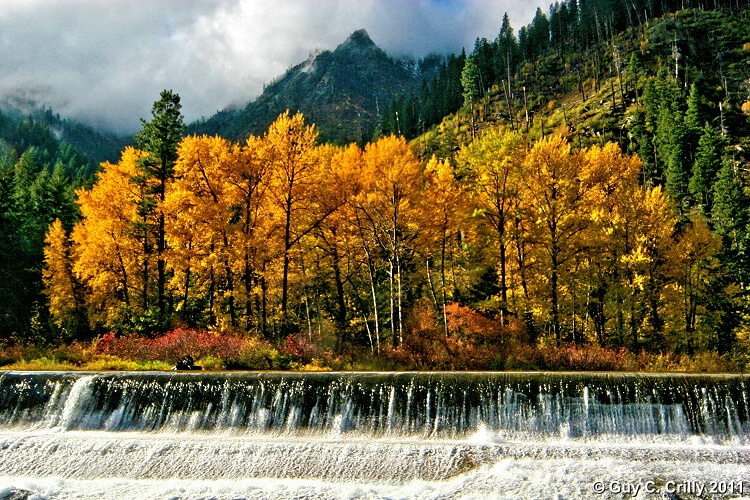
[0, 0, 547, 133]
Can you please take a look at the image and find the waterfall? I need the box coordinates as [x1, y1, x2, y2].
[0, 371, 748, 499]
[0, 371, 747, 439]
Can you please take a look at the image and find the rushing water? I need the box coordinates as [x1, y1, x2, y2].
[0, 371, 748, 499]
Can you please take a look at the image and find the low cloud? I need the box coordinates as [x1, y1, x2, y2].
[0, 0, 546, 134]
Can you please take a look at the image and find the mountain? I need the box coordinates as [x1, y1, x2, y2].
[0, 101, 128, 176]
[191, 29, 440, 145]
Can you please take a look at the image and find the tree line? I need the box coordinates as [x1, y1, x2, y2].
[41, 90, 740, 358]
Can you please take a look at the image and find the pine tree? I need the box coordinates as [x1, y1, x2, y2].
[712, 159, 750, 281]
[684, 83, 705, 149]
[134, 90, 185, 327]
[626, 54, 641, 105]
[689, 123, 724, 214]
[461, 57, 480, 139]
[658, 107, 689, 209]
[495, 13, 517, 89]
[629, 109, 656, 183]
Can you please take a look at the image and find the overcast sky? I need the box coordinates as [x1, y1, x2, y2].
[0, 0, 547, 134]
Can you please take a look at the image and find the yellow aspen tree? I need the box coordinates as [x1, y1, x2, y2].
[312, 144, 363, 344]
[265, 112, 318, 327]
[586, 142, 642, 345]
[587, 143, 677, 348]
[43, 219, 85, 332]
[665, 215, 721, 351]
[166, 134, 242, 328]
[230, 134, 271, 331]
[357, 135, 422, 345]
[458, 128, 525, 321]
[71, 147, 146, 326]
[264, 111, 342, 333]
[417, 155, 471, 335]
[518, 135, 595, 345]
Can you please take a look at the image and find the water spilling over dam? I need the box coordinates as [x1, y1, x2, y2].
[0, 371, 748, 499]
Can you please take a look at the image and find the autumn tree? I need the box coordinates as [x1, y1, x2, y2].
[586, 143, 676, 349]
[231, 135, 272, 332]
[264, 112, 342, 334]
[165, 135, 244, 327]
[311, 144, 363, 345]
[458, 128, 525, 321]
[665, 216, 722, 352]
[356, 135, 422, 345]
[71, 148, 146, 327]
[43, 219, 87, 337]
[416, 155, 471, 334]
[518, 135, 593, 345]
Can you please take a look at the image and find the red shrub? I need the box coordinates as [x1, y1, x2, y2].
[281, 333, 320, 364]
[500, 344, 640, 371]
[95, 332, 150, 360]
[147, 328, 245, 363]
[95, 328, 246, 364]
[445, 303, 500, 343]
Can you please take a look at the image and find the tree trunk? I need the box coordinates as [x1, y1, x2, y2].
[498, 218, 508, 324]
[281, 195, 293, 319]
[396, 253, 403, 343]
[261, 260, 268, 338]
[157, 213, 166, 320]
[440, 234, 449, 336]
[332, 245, 347, 332]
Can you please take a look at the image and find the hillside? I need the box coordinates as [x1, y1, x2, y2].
[190, 29, 439, 145]
[0, 103, 128, 177]
[397, 7, 750, 166]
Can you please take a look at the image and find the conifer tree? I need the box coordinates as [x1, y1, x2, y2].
[658, 107, 689, 209]
[461, 57, 480, 139]
[712, 159, 750, 282]
[689, 123, 724, 213]
[684, 83, 705, 151]
[134, 90, 185, 326]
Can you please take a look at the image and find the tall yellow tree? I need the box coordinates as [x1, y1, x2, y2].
[43, 219, 85, 334]
[230, 135, 272, 331]
[264, 112, 342, 331]
[71, 147, 146, 326]
[417, 155, 471, 334]
[518, 135, 595, 345]
[311, 144, 363, 341]
[165, 134, 242, 327]
[458, 128, 526, 321]
[665, 215, 721, 351]
[356, 135, 422, 344]
[586, 143, 677, 348]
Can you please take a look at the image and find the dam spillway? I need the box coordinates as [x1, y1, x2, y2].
[0, 371, 748, 499]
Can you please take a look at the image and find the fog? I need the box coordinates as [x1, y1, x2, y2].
[0, 0, 547, 133]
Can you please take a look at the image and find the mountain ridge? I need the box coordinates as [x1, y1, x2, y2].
[189, 29, 439, 144]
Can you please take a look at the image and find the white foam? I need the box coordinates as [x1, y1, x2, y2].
[1, 455, 749, 500]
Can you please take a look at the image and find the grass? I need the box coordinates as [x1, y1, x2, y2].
[3, 355, 172, 371]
